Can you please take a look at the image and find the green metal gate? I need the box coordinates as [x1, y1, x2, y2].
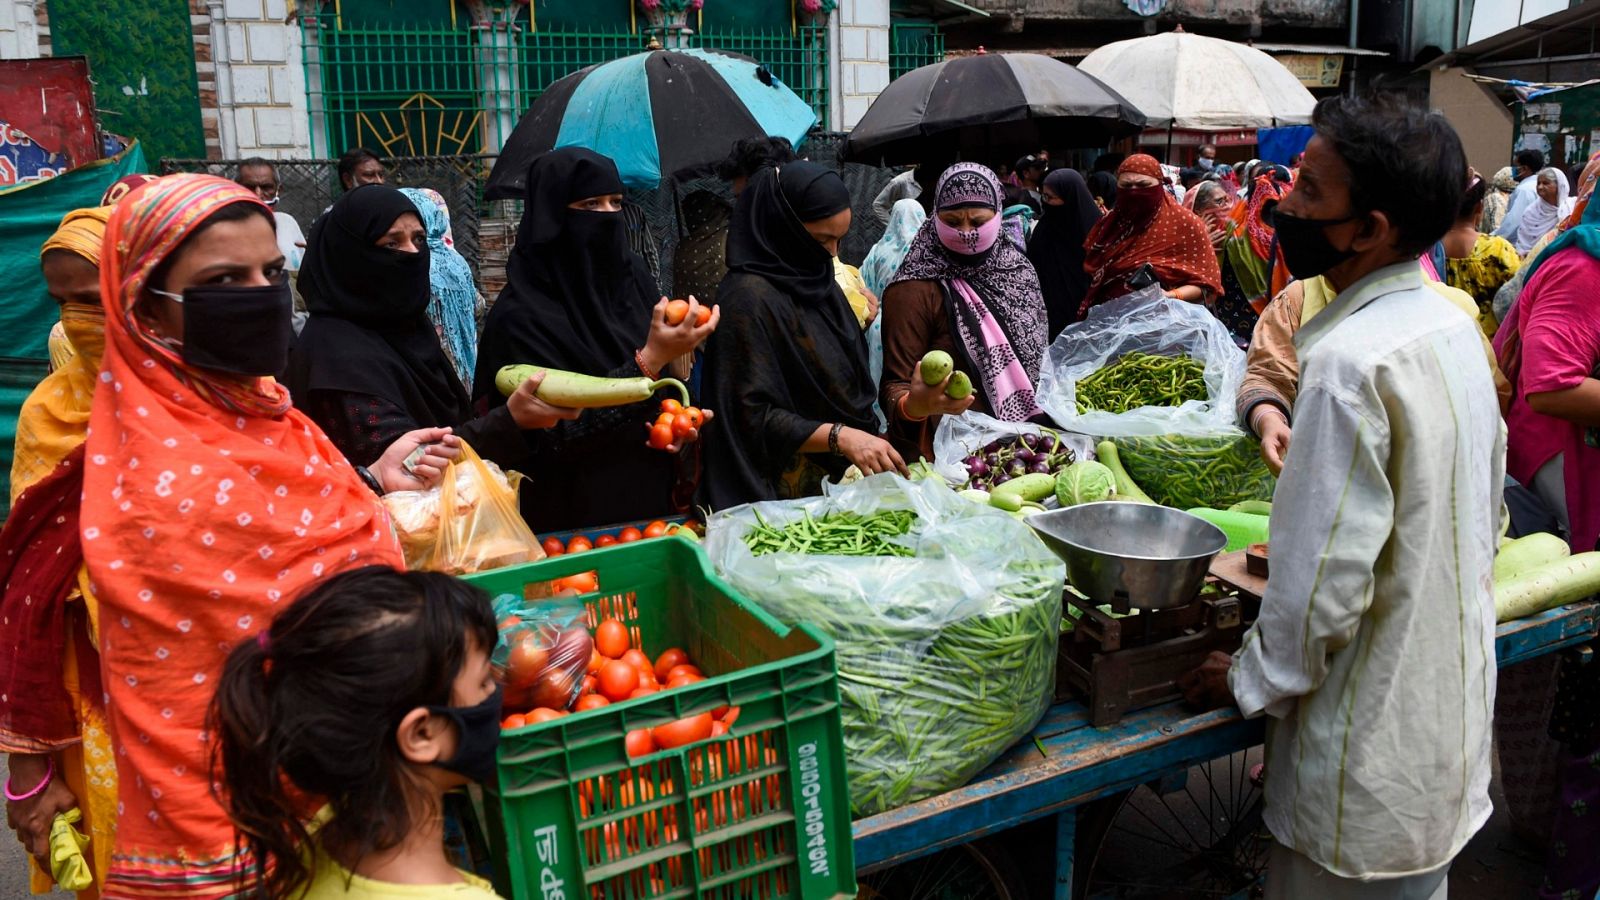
[889, 22, 944, 80]
[299, 16, 830, 159]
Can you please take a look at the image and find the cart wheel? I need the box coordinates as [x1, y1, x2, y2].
[857, 838, 1029, 900]
[1074, 747, 1270, 900]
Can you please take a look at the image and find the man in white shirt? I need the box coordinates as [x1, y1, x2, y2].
[236, 157, 305, 271]
[1181, 93, 1503, 900]
[1492, 147, 1546, 241]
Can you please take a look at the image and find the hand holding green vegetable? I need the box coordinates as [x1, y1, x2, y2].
[505, 370, 582, 430]
[836, 426, 909, 477]
[904, 357, 976, 420]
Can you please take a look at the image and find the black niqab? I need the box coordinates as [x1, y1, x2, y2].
[472, 147, 658, 403]
[1027, 169, 1102, 338]
[701, 163, 878, 509]
[288, 183, 471, 427]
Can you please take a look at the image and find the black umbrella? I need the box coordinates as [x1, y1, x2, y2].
[484, 47, 817, 198]
[840, 52, 1146, 166]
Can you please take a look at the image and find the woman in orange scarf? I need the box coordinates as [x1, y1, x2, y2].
[1, 205, 118, 896]
[69, 175, 454, 897]
[1080, 154, 1222, 317]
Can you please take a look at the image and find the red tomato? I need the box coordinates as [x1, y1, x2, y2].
[620, 648, 652, 675]
[652, 712, 714, 750]
[655, 411, 677, 428]
[618, 526, 643, 543]
[647, 422, 674, 450]
[559, 571, 599, 594]
[527, 707, 566, 724]
[580, 674, 597, 696]
[629, 684, 660, 699]
[567, 536, 593, 554]
[501, 713, 527, 730]
[541, 536, 565, 557]
[586, 649, 605, 675]
[666, 664, 703, 682]
[722, 707, 740, 727]
[664, 299, 691, 326]
[660, 398, 683, 415]
[598, 660, 640, 702]
[575, 693, 611, 712]
[681, 407, 705, 429]
[625, 728, 657, 757]
[643, 520, 669, 539]
[497, 614, 522, 632]
[530, 669, 578, 710]
[667, 674, 704, 689]
[594, 534, 617, 547]
[694, 305, 712, 327]
[594, 618, 629, 658]
[710, 720, 729, 737]
[653, 648, 689, 680]
[506, 636, 550, 688]
[671, 412, 698, 441]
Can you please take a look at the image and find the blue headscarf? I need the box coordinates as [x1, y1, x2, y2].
[861, 198, 926, 298]
[399, 187, 479, 388]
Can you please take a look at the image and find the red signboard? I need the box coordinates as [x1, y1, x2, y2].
[0, 56, 100, 170]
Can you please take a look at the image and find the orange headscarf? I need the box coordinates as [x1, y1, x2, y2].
[1081, 154, 1223, 314]
[79, 174, 403, 897]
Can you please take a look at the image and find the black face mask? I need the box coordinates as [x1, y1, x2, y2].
[153, 282, 295, 376]
[1272, 210, 1360, 279]
[426, 683, 503, 785]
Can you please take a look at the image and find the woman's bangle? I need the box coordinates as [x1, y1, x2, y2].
[635, 349, 658, 381]
[828, 423, 844, 456]
[4, 757, 54, 802]
[897, 394, 927, 423]
[355, 465, 385, 497]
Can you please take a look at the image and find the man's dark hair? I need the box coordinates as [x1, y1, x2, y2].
[337, 147, 384, 185]
[1311, 92, 1466, 258]
[1092, 152, 1124, 174]
[1198, 143, 1216, 156]
[239, 156, 275, 177]
[1514, 148, 1545, 174]
[714, 136, 795, 181]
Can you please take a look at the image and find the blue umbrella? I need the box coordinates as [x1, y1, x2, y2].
[486, 47, 817, 196]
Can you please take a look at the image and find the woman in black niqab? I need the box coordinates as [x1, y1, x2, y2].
[700, 161, 904, 509]
[474, 147, 714, 531]
[288, 183, 544, 470]
[1027, 168, 1102, 339]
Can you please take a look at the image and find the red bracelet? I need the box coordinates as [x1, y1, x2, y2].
[4, 756, 54, 802]
[897, 394, 928, 423]
[635, 349, 657, 381]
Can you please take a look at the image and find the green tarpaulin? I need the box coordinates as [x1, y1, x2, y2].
[0, 141, 148, 516]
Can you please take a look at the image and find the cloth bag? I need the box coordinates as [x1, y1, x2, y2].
[706, 474, 1063, 816]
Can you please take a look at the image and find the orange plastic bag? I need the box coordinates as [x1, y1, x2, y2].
[383, 441, 545, 574]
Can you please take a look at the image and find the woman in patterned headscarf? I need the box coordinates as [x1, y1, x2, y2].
[36, 175, 454, 897]
[1480, 166, 1517, 234]
[1080, 154, 1222, 315]
[1212, 166, 1292, 346]
[880, 163, 1049, 461]
[399, 187, 484, 390]
[2, 205, 117, 896]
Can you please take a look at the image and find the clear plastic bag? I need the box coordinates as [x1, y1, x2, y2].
[1037, 285, 1246, 437]
[1113, 431, 1274, 510]
[705, 474, 1064, 816]
[489, 593, 594, 713]
[931, 410, 1098, 486]
[382, 441, 545, 575]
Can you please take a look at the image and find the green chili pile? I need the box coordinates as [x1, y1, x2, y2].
[1113, 432, 1275, 510]
[743, 509, 917, 557]
[1075, 351, 1207, 415]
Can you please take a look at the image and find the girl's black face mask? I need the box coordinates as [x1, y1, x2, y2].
[425, 683, 504, 785]
[151, 282, 295, 376]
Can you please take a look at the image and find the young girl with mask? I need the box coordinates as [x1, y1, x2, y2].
[880, 163, 1050, 461]
[210, 566, 504, 899]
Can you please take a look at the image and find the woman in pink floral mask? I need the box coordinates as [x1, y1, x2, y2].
[879, 162, 1049, 461]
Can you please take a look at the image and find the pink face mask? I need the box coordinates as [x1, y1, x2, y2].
[935, 213, 1002, 256]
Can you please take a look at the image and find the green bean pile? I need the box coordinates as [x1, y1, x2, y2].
[1114, 433, 1275, 510]
[1075, 351, 1207, 415]
[743, 509, 917, 557]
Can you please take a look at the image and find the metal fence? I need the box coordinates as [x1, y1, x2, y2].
[157, 156, 493, 279]
[889, 23, 945, 80]
[299, 17, 831, 160]
[159, 133, 898, 299]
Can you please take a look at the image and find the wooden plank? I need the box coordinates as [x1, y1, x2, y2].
[1495, 601, 1598, 667]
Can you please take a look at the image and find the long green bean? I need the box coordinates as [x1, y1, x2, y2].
[1075, 351, 1207, 415]
[743, 509, 917, 557]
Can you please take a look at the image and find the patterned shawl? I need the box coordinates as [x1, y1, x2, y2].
[79, 174, 404, 897]
[400, 187, 480, 389]
[1081, 154, 1223, 313]
[891, 163, 1047, 421]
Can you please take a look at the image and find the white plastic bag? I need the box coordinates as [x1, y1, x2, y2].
[930, 411, 1097, 486]
[1037, 286, 1246, 437]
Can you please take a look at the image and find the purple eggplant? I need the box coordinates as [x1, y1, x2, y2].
[983, 438, 1007, 455]
[1027, 460, 1053, 475]
[1006, 460, 1028, 478]
[967, 458, 991, 478]
[990, 473, 1011, 487]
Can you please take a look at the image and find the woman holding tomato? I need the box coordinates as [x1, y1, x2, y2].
[473, 148, 717, 531]
[700, 161, 903, 508]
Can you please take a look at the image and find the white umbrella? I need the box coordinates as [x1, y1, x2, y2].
[1078, 29, 1316, 129]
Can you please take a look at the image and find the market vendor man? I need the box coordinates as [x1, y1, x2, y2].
[1179, 93, 1503, 900]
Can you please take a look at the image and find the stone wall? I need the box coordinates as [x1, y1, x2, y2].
[0, 0, 45, 58]
[191, 0, 311, 159]
[834, 0, 890, 129]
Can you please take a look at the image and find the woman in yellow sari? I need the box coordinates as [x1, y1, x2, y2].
[1, 205, 118, 897]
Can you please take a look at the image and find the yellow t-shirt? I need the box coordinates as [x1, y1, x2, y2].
[299, 853, 504, 899]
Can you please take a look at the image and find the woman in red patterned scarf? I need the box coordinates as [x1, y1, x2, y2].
[1080, 154, 1223, 316]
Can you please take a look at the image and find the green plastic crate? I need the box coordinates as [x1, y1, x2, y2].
[465, 539, 856, 900]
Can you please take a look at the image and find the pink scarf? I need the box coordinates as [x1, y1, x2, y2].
[949, 278, 1042, 420]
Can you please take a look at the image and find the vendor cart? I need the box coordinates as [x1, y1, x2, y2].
[852, 600, 1599, 899]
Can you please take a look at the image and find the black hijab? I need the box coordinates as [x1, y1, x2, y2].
[288, 184, 471, 427]
[701, 163, 878, 508]
[1086, 171, 1117, 210]
[471, 148, 657, 403]
[1027, 168, 1102, 338]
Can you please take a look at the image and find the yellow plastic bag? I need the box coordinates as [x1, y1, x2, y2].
[383, 441, 546, 575]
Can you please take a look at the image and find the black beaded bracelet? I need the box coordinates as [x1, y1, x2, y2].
[355, 465, 385, 496]
[828, 423, 844, 457]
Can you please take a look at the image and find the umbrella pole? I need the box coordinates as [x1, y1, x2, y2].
[1164, 124, 1173, 165]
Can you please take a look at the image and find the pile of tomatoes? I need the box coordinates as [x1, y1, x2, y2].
[500, 615, 740, 755]
[646, 398, 707, 452]
[539, 519, 691, 558]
